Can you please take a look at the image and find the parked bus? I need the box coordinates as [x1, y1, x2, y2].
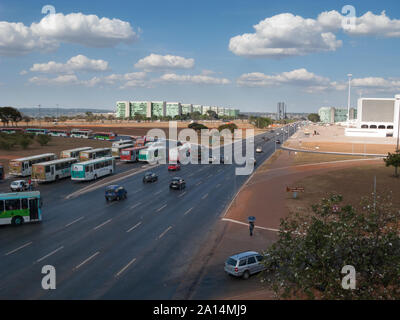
[93, 132, 117, 141]
[138, 146, 166, 164]
[25, 128, 49, 135]
[9, 153, 57, 177]
[0, 191, 42, 226]
[70, 129, 93, 139]
[31, 158, 77, 183]
[71, 157, 116, 181]
[48, 129, 69, 137]
[0, 128, 25, 134]
[112, 142, 134, 158]
[79, 148, 112, 162]
[61, 147, 93, 159]
[112, 139, 133, 148]
[120, 146, 147, 163]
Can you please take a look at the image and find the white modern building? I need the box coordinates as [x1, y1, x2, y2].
[345, 95, 400, 138]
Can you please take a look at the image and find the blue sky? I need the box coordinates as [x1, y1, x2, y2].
[0, 0, 400, 113]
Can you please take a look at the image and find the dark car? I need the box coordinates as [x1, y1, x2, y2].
[105, 185, 127, 202]
[170, 177, 186, 190]
[276, 140, 281, 145]
[143, 172, 158, 183]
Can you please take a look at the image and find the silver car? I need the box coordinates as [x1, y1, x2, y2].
[224, 251, 266, 279]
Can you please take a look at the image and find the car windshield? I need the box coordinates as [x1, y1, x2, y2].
[226, 258, 237, 266]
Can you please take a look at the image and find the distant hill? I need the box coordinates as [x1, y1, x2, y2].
[17, 107, 114, 117]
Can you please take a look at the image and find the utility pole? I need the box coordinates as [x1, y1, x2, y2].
[38, 104, 41, 127]
[347, 74, 352, 128]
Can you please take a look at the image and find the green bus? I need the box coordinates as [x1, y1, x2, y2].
[0, 192, 42, 226]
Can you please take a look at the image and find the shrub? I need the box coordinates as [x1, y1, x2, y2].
[36, 134, 51, 146]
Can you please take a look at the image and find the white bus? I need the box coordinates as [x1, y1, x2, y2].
[71, 157, 116, 181]
[31, 158, 78, 182]
[79, 148, 112, 162]
[9, 153, 57, 177]
[112, 139, 133, 148]
[70, 129, 93, 139]
[138, 146, 166, 164]
[61, 147, 93, 159]
[112, 143, 134, 158]
[48, 130, 69, 137]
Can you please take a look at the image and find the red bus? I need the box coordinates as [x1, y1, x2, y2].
[120, 146, 147, 163]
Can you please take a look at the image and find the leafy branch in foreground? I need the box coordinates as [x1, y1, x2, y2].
[261, 193, 400, 300]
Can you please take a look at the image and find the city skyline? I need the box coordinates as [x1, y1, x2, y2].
[1, 0, 400, 112]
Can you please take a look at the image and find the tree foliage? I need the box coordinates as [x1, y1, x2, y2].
[36, 134, 51, 146]
[0, 106, 23, 126]
[218, 123, 238, 133]
[384, 150, 400, 177]
[307, 113, 320, 123]
[188, 122, 208, 131]
[261, 194, 400, 300]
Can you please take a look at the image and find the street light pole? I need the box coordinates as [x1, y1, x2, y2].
[38, 104, 41, 127]
[347, 74, 352, 128]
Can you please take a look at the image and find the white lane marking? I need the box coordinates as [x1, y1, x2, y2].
[154, 190, 163, 196]
[196, 181, 202, 186]
[184, 207, 193, 216]
[188, 173, 194, 177]
[74, 251, 100, 270]
[207, 174, 213, 178]
[93, 219, 112, 231]
[216, 184, 221, 188]
[156, 204, 167, 212]
[133, 189, 144, 194]
[178, 191, 186, 198]
[115, 257, 137, 278]
[127, 222, 142, 233]
[65, 216, 84, 228]
[222, 218, 279, 232]
[36, 246, 64, 263]
[158, 226, 172, 240]
[5, 242, 32, 256]
[130, 202, 142, 210]
[202, 193, 209, 200]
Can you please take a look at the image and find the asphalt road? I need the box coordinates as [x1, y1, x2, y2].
[0, 124, 299, 299]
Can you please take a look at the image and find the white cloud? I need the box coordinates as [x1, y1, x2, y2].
[0, 21, 57, 56]
[229, 10, 400, 58]
[229, 13, 342, 58]
[31, 13, 138, 47]
[28, 71, 148, 88]
[30, 55, 109, 74]
[29, 74, 79, 86]
[237, 68, 331, 88]
[0, 12, 138, 56]
[351, 77, 400, 92]
[135, 54, 194, 71]
[159, 73, 230, 85]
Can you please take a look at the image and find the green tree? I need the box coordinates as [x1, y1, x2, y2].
[188, 123, 208, 131]
[261, 194, 400, 300]
[218, 123, 238, 133]
[0, 106, 22, 126]
[384, 150, 400, 177]
[36, 134, 51, 146]
[206, 110, 218, 120]
[23, 116, 31, 125]
[308, 113, 320, 123]
[18, 136, 33, 149]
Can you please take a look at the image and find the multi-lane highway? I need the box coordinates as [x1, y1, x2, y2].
[0, 124, 298, 299]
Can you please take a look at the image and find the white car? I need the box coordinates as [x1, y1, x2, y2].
[10, 180, 29, 192]
[256, 147, 262, 153]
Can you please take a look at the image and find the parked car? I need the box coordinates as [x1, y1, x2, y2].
[143, 172, 158, 183]
[169, 177, 186, 190]
[10, 180, 29, 192]
[105, 185, 127, 202]
[168, 163, 181, 171]
[224, 251, 266, 279]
